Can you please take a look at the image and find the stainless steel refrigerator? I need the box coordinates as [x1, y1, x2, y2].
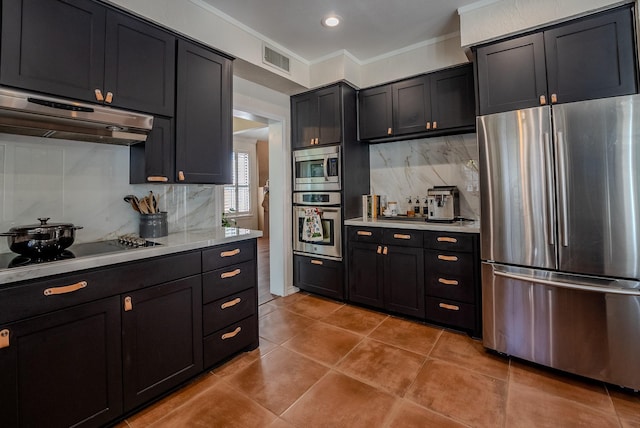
[478, 94, 640, 390]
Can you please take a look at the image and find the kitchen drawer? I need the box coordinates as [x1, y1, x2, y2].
[202, 240, 256, 272]
[203, 287, 256, 335]
[0, 251, 201, 324]
[348, 227, 383, 243]
[383, 229, 423, 248]
[425, 250, 475, 276]
[426, 296, 475, 331]
[203, 315, 258, 368]
[423, 231, 476, 252]
[294, 255, 344, 300]
[202, 260, 256, 304]
[425, 272, 475, 304]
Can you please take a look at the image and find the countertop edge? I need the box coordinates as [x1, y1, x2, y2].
[344, 218, 480, 233]
[0, 227, 263, 285]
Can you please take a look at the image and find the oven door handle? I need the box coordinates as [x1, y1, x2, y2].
[323, 156, 329, 181]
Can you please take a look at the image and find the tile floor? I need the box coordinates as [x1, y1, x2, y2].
[118, 293, 640, 428]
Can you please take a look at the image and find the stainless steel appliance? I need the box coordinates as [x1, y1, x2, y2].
[0, 87, 153, 145]
[426, 186, 459, 222]
[292, 192, 342, 260]
[478, 94, 640, 390]
[293, 145, 341, 191]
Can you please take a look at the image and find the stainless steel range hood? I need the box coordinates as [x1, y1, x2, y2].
[0, 87, 153, 145]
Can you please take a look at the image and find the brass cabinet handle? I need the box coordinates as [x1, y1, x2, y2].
[0, 329, 9, 349]
[221, 297, 241, 309]
[437, 237, 457, 243]
[147, 176, 169, 182]
[432, 121, 437, 129]
[124, 296, 133, 312]
[221, 268, 241, 279]
[178, 171, 185, 181]
[105, 91, 114, 104]
[551, 93, 558, 104]
[383, 246, 388, 255]
[311, 259, 324, 266]
[94, 89, 104, 101]
[393, 233, 411, 240]
[357, 230, 372, 236]
[387, 127, 392, 135]
[426, 122, 431, 130]
[439, 303, 460, 311]
[376, 245, 382, 254]
[437, 255, 458, 262]
[221, 326, 242, 340]
[44, 281, 87, 296]
[220, 248, 240, 257]
[438, 278, 459, 286]
[540, 95, 547, 105]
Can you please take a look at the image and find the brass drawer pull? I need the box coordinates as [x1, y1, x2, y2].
[551, 93, 558, 104]
[44, 281, 87, 296]
[220, 248, 240, 257]
[383, 246, 388, 255]
[147, 176, 169, 182]
[437, 255, 458, 262]
[178, 171, 185, 181]
[376, 245, 382, 254]
[311, 259, 324, 266]
[0, 329, 9, 349]
[221, 268, 241, 279]
[221, 326, 242, 340]
[540, 95, 547, 105]
[426, 122, 431, 130]
[94, 89, 104, 101]
[221, 297, 241, 309]
[432, 121, 437, 129]
[438, 278, 459, 286]
[387, 127, 392, 135]
[105, 91, 114, 104]
[357, 230, 372, 236]
[124, 296, 133, 312]
[439, 303, 460, 311]
[393, 233, 411, 240]
[437, 237, 457, 243]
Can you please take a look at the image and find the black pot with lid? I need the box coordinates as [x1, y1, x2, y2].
[0, 217, 83, 259]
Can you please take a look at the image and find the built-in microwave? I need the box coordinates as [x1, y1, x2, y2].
[293, 145, 340, 191]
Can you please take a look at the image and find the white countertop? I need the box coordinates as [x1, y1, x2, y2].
[345, 217, 480, 233]
[0, 227, 262, 285]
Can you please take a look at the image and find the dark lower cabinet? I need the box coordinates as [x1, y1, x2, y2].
[294, 254, 345, 300]
[383, 245, 425, 318]
[0, 297, 122, 428]
[122, 275, 202, 411]
[348, 241, 384, 309]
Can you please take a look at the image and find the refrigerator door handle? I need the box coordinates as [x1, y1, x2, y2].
[543, 132, 555, 246]
[494, 270, 640, 296]
[555, 131, 569, 247]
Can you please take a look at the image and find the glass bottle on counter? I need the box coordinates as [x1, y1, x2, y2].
[414, 197, 421, 217]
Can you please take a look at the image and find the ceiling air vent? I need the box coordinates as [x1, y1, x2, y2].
[263, 44, 290, 73]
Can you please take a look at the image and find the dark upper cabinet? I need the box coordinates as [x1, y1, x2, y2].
[122, 275, 202, 411]
[0, 297, 123, 428]
[104, 10, 176, 116]
[130, 117, 174, 184]
[358, 85, 393, 140]
[175, 40, 233, 184]
[1, 0, 176, 116]
[358, 63, 476, 141]
[476, 5, 637, 115]
[291, 85, 342, 148]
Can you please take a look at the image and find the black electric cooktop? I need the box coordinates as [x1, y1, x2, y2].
[0, 239, 161, 269]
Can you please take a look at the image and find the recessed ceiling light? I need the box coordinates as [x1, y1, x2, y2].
[322, 15, 341, 28]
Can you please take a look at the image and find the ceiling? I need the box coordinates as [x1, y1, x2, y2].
[201, 0, 480, 63]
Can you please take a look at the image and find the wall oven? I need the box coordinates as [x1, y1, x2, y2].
[293, 145, 340, 191]
[293, 192, 342, 260]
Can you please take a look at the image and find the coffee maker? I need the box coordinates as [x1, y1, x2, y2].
[426, 186, 459, 222]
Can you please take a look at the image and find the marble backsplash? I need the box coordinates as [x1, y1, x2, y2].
[0, 134, 221, 254]
[369, 133, 480, 219]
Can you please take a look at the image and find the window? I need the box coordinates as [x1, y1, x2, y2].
[224, 151, 251, 214]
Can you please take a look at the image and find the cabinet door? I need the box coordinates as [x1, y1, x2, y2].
[104, 11, 176, 116]
[291, 92, 317, 148]
[430, 64, 476, 130]
[476, 33, 547, 115]
[130, 116, 174, 184]
[544, 6, 637, 104]
[0, 297, 122, 428]
[392, 76, 431, 136]
[348, 241, 384, 308]
[176, 40, 232, 184]
[316, 85, 342, 145]
[383, 245, 425, 318]
[122, 275, 203, 411]
[294, 254, 344, 300]
[358, 85, 393, 140]
[0, 0, 106, 103]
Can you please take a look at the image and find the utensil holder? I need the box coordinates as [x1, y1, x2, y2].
[139, 212, 168, 238]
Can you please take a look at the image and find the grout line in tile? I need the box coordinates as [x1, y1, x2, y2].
[277, 369, 337, 421]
